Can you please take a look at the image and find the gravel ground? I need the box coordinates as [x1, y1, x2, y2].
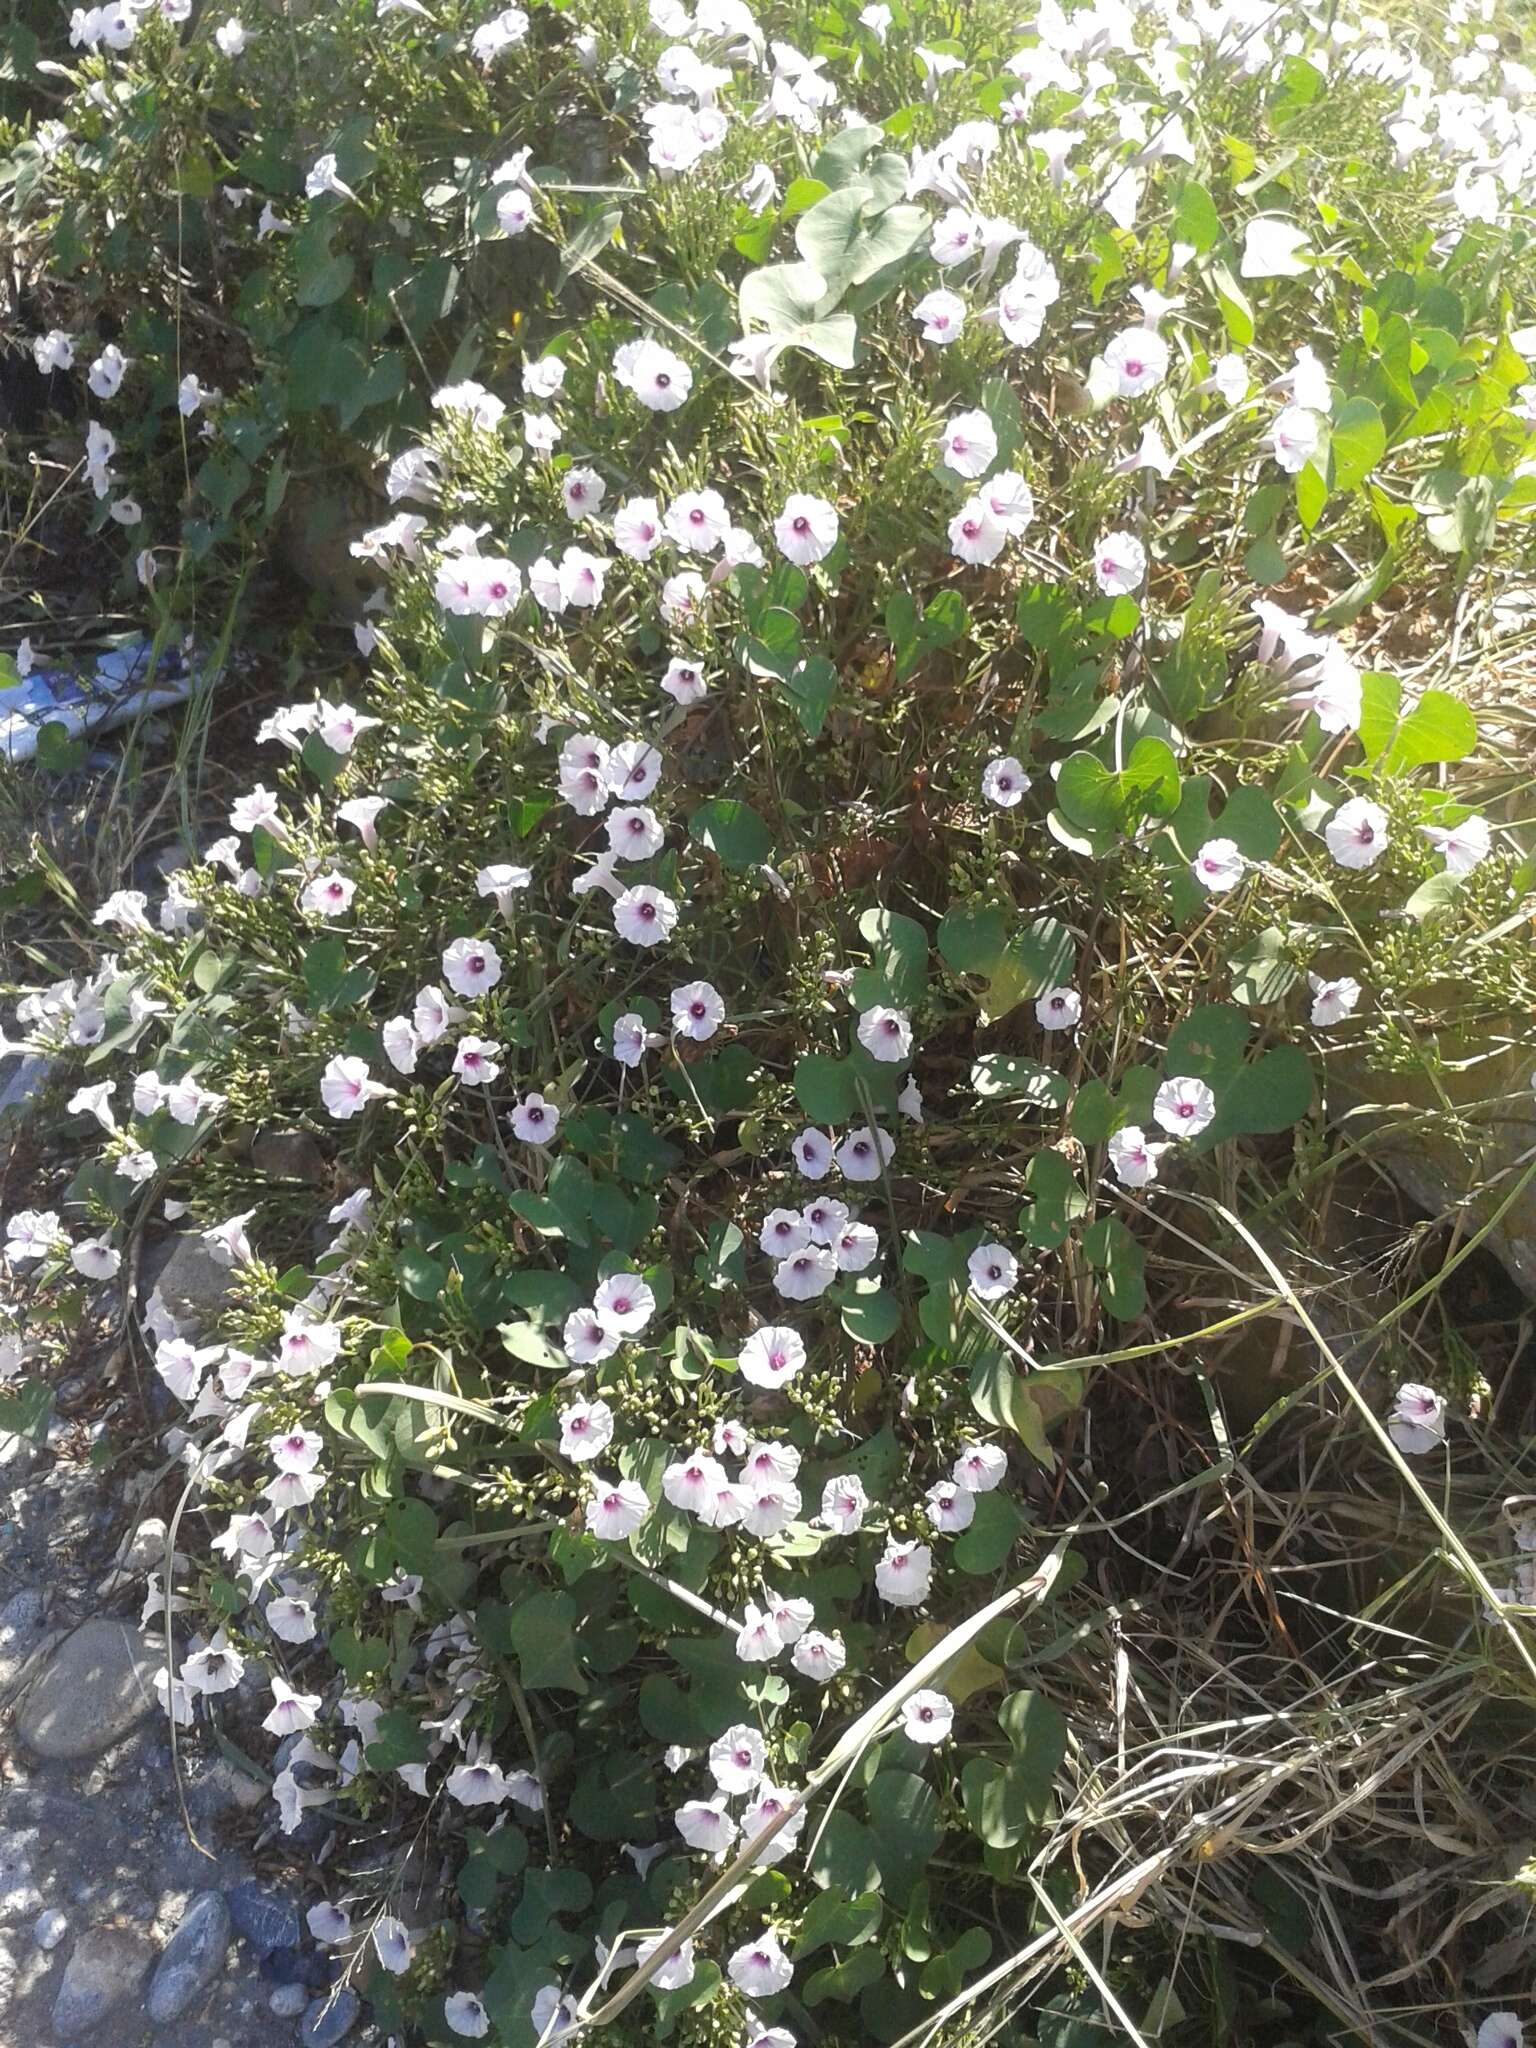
[1, 1050, 378, 2048]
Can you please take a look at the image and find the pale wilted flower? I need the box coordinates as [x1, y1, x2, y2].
[1421, 814, 1490, 874]
[1241, 215, 1313, 278]
[1308, 974, 1361, 1027]
[1388, 1383, 1447, 1455]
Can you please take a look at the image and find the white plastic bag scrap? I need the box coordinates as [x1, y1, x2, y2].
[1, 637, 198, 765]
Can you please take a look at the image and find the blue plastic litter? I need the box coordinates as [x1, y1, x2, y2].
[1, 636, 198, 764]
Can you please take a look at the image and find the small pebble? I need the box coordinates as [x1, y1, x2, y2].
[33, 1906, 68, 1951]
[270, 1983, 309, 2018]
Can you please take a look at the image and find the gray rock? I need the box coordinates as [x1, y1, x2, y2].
[15, 1793, 89, 1833]
[300, 1989, 359, 2046]
[225, 1882, 300, 1954]
[51, 1925, 153, 2035]
[0, 1933, 16, 2016]
[0, 1588, 45, 1633]
[0, 1052, 53, 1122]
[1334, 1038, 1536, 1298]
[0, 1878, 43, 1926]
[118, 1515, 168, 1573]
[0, 1831, 41, 1925]
[0, 1424, 41, 1479]
[145, 1890, 230, 2023]
[251, 1129, 328, 1186]
[189, 1757, 268, 1818]
[96, 1515, 171, 1597]
[15, 1617, 158, 1760]
[34, 1907, 69, 1951]
[150, 1235, 235, 1333]
[269, 1983, 309, 2018]
[0, 1604, 45, 1689]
